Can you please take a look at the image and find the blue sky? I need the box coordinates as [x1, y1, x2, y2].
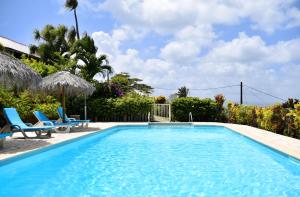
[1, 0, 300, 104]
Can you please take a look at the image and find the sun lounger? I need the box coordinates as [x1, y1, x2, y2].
[57, 107, 90, 127]
[3, 108, 54, 138]
[33, 110, 77, 133]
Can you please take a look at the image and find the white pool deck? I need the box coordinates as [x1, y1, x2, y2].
[1, 122, 300, 161]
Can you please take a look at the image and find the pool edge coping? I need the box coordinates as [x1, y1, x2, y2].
[198, 122, 300, 160]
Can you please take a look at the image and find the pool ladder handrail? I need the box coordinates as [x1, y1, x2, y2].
[148, 112, 151, 123]
[189, 112, 193, 122]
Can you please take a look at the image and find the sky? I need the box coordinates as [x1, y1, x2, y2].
[1, 0, 300, 105]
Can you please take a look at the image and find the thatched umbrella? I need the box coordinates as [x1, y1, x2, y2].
[0, 52, 42, 148]
[0, 52, 42, 89]
[40, 71, 95, 121]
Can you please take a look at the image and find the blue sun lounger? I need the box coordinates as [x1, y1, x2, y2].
[33, 110, 77, 133]
[3, 108, 54, 138]
[57, 107, 90, 127]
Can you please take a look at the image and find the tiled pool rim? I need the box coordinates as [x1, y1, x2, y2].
[1, 123, 299, 166]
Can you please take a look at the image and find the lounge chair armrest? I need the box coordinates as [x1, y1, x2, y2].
[68, 118, 76, 121]
[10, 125, 22, 131]
[25, 123, 33, 127]
[0, 125, 15, 133]
[43, 121, 54, 126]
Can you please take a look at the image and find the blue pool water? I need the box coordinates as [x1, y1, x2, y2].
[0, 125, 300, 196]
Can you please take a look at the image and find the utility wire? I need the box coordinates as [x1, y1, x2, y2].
[244, 85, 286, 102]
[154, 84, 239, 91]
[244, 86, 268, 106]
[192, 84, 239, 91]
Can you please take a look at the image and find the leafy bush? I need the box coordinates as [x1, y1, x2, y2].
[227, 102, 258, 126]
[34, 95, 61, 119]
[214, 94, 227, 122]
[21, 56, 58, 77]
[227, 100, 300, 139]
[285, 103, 300, 138]
[171, 97, 219, 122]
[84, 93, 154, 121]
[256, 104, 286, 134]
[155, 96, 166, 104]
[0, 87, 60, 125]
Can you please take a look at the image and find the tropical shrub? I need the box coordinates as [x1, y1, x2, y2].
[21, 56, 58, 77]
[214, 94, 227, 122]
[34, 95, 61, 119]
[284, 103, 300, 138]
[155, 96, 166, 104]
[227, 103, 258, 126]
[0, 87, 60, 125]
[227, 100, 300, 139]
[171, 97, 219, 122]
[256, 104, 286, 134]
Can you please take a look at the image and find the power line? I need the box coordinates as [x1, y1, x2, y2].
[154, 84, 239, 91]
[244, 85, 286, 102]
[153, 83, 286, 105]
[192, 84, 239, 91]
[244, 86, 269, 106]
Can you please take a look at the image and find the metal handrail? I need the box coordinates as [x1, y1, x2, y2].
[189, 112, 193, 122]
[148, 112, 151, 123]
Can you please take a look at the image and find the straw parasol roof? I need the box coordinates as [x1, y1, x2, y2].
[0, 52, 42, 89]
[40, 71, 95, 122]
[40, 71, 95, 96]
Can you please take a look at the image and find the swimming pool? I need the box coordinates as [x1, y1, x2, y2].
[0, 125, 299, 196]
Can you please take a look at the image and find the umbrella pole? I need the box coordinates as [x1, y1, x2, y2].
[62, 86, 65, 123]
[84, 94, 87, 120]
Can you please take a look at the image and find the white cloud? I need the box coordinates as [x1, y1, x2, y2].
[92, 31, 120, 59]
[98, 0, 300, 34]
[87, 0, 300, 104]
[160, 25, 215, 64]
[92, 28, 300, 104]
[202, 32, 300, 65]
[112, 25, 145, 41]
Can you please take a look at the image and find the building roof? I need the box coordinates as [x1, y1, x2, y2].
[0, 36, 37, 57]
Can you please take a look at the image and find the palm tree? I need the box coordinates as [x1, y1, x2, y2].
[98, 55, 113, 83]
[29, 25, 76, 65]
[70, 34, 113, 82]
[177, 86, 189, 97]
[65, 0, 80, 40]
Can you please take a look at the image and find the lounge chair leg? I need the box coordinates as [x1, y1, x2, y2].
[47, 130, 51, 137]
[21, 130, 29, 138]
[55, 127, 70, 133]
[34, 131, 41, 138]
[0, 138, 4, 149]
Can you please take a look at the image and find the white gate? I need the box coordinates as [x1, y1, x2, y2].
[152, 104, 171, 122]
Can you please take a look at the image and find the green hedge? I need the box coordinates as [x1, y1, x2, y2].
[70, 93, 154, 121]
[171, 97, 219, 122]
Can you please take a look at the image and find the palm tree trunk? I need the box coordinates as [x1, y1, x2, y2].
[74, 9, 80, 39]
[107, 71, 110, 83]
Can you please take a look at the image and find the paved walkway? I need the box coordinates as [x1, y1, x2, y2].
[0, 122, 300, 161]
